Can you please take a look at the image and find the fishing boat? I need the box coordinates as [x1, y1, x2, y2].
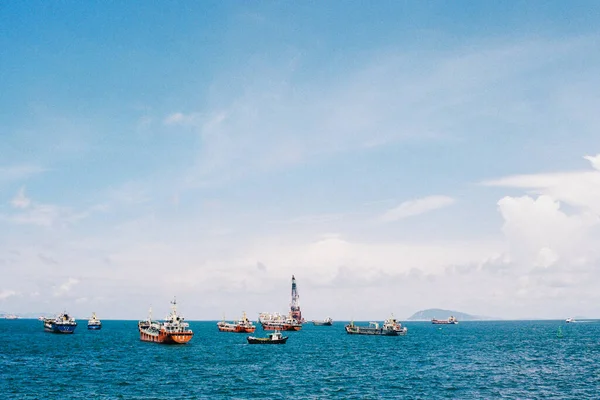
[432, 316, 458, 325]
[312, 317, 333, 326]
[42, 312, 77, 334]
[87, 312, 102, 330]
[260, 312, 302, 331]
[247, 330, 288, 344]
[217, 312, 256, 333]
[138, 298, 193, 344]
[345, 315, 407, 336]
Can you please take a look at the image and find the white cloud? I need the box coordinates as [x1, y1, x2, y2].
[163, 112, 201, 126]
[107, 182, 150, 205]
[10, 203, 62, 227]
[475, 155, 600, 317]
[0, 290, 18, 300]
[2, 188, 106, 228]
[0, 165, 45, 183]
[535, 247, 559, 269]
[497, 195, 596, 269]
[11, 187, 31, 209]
[379, 195, 455, 222]
[4, 38, 600, 320]
[583, 154, 600, 171]
[484, 157, 600, 216]
[177, 37, 599, 188]
[53, 278, 79, 297]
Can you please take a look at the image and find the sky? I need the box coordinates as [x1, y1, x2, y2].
[1, 1, 600, 320]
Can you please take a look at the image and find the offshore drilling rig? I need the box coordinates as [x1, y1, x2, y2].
[290, 275, 303, 322]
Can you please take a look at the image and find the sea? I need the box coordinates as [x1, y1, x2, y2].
[1, 319, 599, 399]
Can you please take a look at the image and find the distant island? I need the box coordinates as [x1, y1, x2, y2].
[407, 308, 489, 321]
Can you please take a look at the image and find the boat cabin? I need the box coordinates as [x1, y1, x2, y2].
[270, 331, 283, 340]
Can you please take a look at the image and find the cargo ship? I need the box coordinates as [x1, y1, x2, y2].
[312, 317, 333, 326]
[345, 315, 407, 336]
[138, 298, 193, 344]
[43, 312, 77, 334]
[217, 312, 256, 333]
[259, 312, 302, 331]
[431, 316, 458, 325]
[87, 312, 102, 330]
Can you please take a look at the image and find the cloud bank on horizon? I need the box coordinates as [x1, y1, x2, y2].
[1, 2, 600, 320]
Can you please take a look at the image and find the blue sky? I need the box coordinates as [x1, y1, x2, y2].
[2, 1, 600, 320]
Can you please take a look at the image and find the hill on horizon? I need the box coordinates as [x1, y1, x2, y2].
[407, 308, 488, 321]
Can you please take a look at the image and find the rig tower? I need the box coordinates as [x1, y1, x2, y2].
[290, 275, 302, 322]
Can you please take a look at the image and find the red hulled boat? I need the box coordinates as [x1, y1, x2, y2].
[217, 312, 256, 333]
[138, 298, 194, 344]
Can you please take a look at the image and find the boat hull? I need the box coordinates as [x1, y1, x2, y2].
[88, 324, 102, 330]
[345, 329, 399, 336]
[247, 336, 288, 344]
[431, 320, 458, 325]
[262, 323, 301, 331]
[219, 327, 256, 333]
[139, 329, 193, 344]
[218, 325, 256, 333]
[44, 323, 77, 334]
[312, 321, 333, 326]
[345, 325, 405, 336]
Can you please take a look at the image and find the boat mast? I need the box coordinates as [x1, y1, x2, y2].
[171, 297, 177, 316]
[290, 275, 302, 322]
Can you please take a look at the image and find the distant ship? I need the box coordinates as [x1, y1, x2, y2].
[4, 314, 19, 320]
[432, 316, 458, 325]
[217, 312, 256, 333]
[43, 312, 77, 334]
[345, 316, 407, 336]
[312, 317, 333, 326]
[259, 312, 302, 331]
[87, 313, 102, 330]
[566, 317, 574, 323]
[138, 298, 193, 344]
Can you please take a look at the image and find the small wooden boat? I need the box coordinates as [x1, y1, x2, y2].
[247, 330, 288, 344]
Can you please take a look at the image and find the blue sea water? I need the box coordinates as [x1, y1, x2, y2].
[1, 319, 599, 399]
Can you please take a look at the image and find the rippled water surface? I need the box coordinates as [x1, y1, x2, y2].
[2, 319, 600, 398]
